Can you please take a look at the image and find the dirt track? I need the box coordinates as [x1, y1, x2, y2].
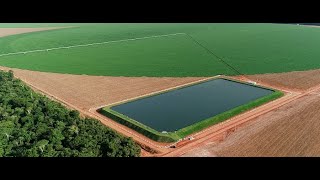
[0, 27, 65, 38]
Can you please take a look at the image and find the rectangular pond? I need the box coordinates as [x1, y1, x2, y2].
[109, 78, 275, 132]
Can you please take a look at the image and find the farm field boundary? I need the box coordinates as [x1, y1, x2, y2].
[0, 32, 186, 58]
[0, 32, 235, 77]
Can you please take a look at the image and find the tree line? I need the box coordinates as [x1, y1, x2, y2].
[0, 70, 140, 157]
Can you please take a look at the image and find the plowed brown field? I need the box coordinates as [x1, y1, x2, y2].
[0, 27, 65, 38]
[246, 69, 320, 91]
[0, 66, 204, 110]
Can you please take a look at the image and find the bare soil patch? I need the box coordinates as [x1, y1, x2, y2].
[245, 69, 320, 91]
[301, 25, 320, 28]
[0, 27, 65, 38]
[182, 90, 320, 157]
[0, 66, 204, 110]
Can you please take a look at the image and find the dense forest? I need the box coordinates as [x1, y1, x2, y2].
[0, 70, 140, 157]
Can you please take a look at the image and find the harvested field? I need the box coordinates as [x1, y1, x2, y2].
[0, 66, 204, 110]
[0, 27, 64, 38]
[182, 89, 320, 157]
[246, 69, 320, 91]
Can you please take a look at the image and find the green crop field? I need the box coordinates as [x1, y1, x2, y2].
[0, 23, 320, 77]
[0, 33, 234, 76]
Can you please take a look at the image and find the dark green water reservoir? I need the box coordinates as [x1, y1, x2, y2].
[110, 78, 274, 132]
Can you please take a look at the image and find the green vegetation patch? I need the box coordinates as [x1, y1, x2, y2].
[0, 70, 140, 157]
[0, 33, 234, 76]
[0, 23, 320, 76]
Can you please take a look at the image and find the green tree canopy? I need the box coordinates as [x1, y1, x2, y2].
[0, 71, 140, 157]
